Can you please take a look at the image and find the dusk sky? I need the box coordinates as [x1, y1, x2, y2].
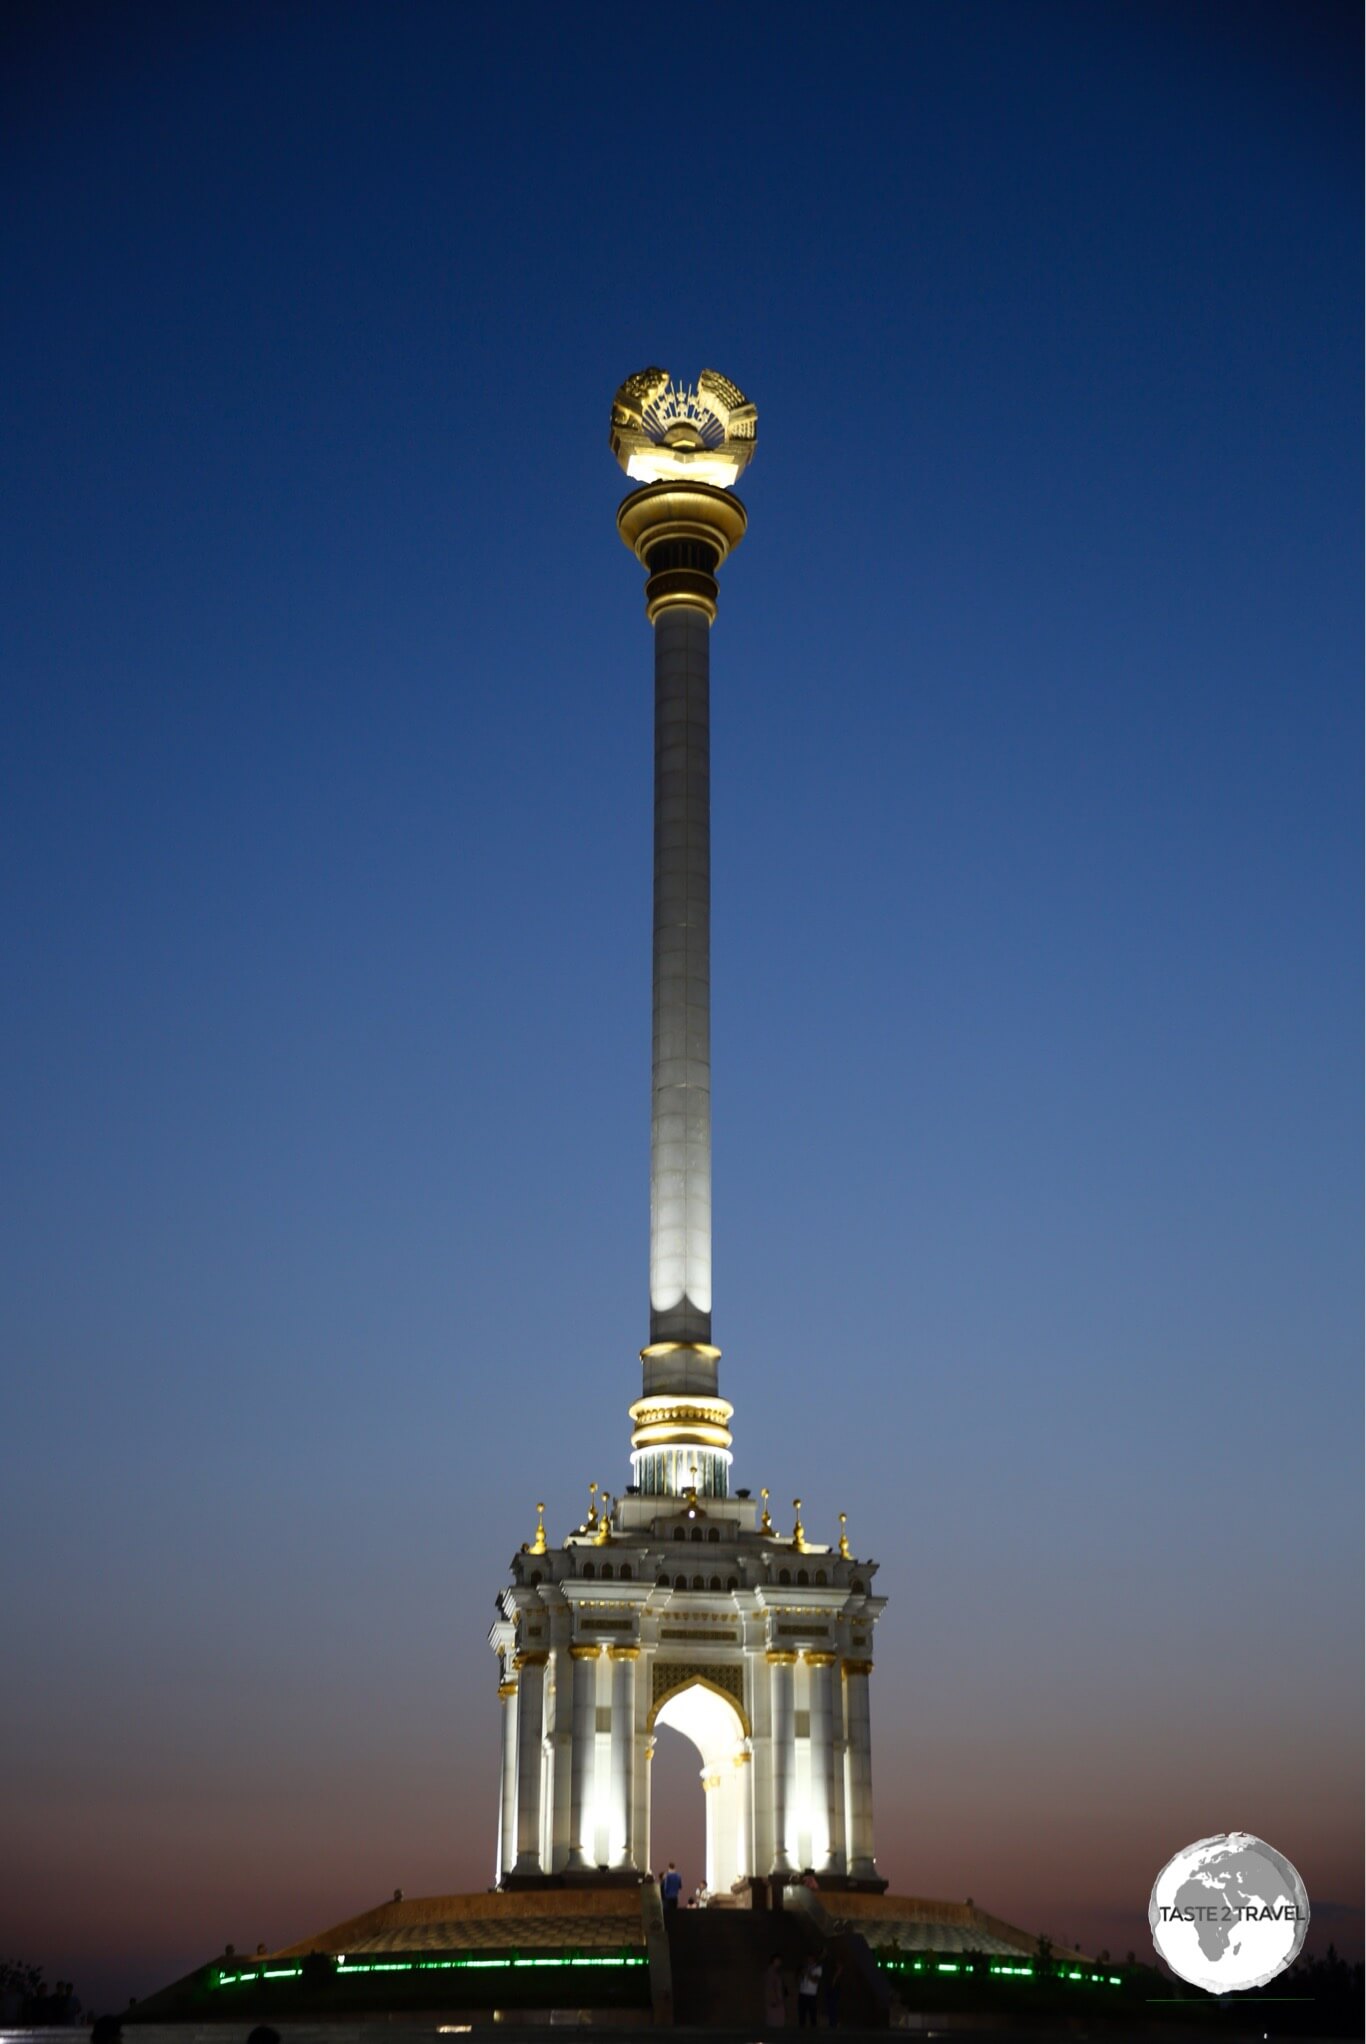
[2, 0, 1360, 2012]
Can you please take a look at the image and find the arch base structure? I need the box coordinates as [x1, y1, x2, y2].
[489, 1487, 886, 1890]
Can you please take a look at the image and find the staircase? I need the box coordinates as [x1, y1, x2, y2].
[663, 1900, 889, 2029]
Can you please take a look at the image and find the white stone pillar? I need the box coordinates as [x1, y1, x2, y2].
[806, 1652, 837, 1873]
[768, 1650, 797, 1872]
[843, 1658, 877, 1878]
[733, 1749, 752, 1884]
[566, 1645, 601, 1871]
[497, 1678, 519, 1885]
[641, 1733, 656, 1876]
[650, 604, 712, 1352]
[829, 1721, 849, 1878]
[608, 1647, 638, 1868]
[511, 1651, 547, 1875]
[702, 1768, 723, 1892]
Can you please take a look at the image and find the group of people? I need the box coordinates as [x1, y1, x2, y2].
[658, 1860, 708, 1910]
[766, 1948, 844, 2029]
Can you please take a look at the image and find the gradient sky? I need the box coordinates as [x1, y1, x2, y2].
[2, 0, 1360, 2012]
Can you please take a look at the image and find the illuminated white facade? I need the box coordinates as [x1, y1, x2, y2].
[488, 371, 885, 1892]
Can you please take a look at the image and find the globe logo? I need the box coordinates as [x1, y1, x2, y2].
[1149, 1832, 1310, 1993]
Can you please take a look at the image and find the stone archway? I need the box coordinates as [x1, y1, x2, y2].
[650, 1675, 750, 1895]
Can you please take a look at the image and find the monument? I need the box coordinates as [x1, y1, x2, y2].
[488, 370, 886, 1895]
[128, 371, 1085, 2033]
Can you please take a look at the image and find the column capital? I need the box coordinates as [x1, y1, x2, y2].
[568, 1643, 602, 1660]
[804, 1650, 837, 1667]
[513, 1648, 549, 1669]
[765, 1648, 798, 1665]
[497, 1680, 517, 1698]
[617, 481, 748, 625]
[841, 1656, 874, 1677]
[608, 1644, 641, 1660]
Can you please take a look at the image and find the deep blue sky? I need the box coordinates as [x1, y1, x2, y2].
[2, 0, 1360, 2008]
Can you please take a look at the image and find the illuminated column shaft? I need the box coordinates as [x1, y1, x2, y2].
[768, 1651, 797, 1872]
[608, 1648, 638, 1866]
[733, 1754, 752, 1881]
[843, 1660, 877, 1878]
[566, 1646, 600, 1871]
[806, 1653, 837, 1872]
[650, 603, 712, 1348]
[497, 1681, 518, 1883]
[619, 481, 747, 1495]
[702, 1770, 722, 1890]
[511, 1652, 547, 1875]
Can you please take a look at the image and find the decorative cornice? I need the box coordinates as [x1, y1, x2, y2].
[628, 1392, 734, 1453]
[619, 484, 748, 625]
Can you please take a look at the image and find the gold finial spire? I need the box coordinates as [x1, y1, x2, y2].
[759, 1487, 773, 1533]
[792, 1498, 806, 1550]
[527, 1502, 548, 1557]
[838, 1511, 851, 1560]
[585, 1481, 599, 1530]
[594, 1491, 613, 1545]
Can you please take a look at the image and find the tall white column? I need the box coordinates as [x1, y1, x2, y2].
[608, 1647, 638, 1867]
[641, 1733, 656, 1876]
[618, 474, 747, 1497]
[806, 1653, 837, 1873]
[702, 1769, 723, 1892]
[565, 1645, 600, 1871]
[649, 604, 712, 1352]
[733, 1750, 752, 1884]
[843, 1658, 877, 1878]
[829, 1719, 849, 1878]
[768, 1651, 797, 1872]
[511, 1651, 547, 1876]
[497, 1679, 519, 1885]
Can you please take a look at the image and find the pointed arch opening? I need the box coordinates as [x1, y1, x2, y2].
[649, 1674, 752, 1898]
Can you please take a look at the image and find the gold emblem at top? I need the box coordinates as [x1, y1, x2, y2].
[610, 368, 757, 488]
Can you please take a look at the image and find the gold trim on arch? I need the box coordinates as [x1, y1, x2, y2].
[648, 1664, 751, 1739]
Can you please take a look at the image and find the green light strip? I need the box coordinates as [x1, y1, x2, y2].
[876, 1959, 1122, 1989]
[215, 1953, 646, 1989]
